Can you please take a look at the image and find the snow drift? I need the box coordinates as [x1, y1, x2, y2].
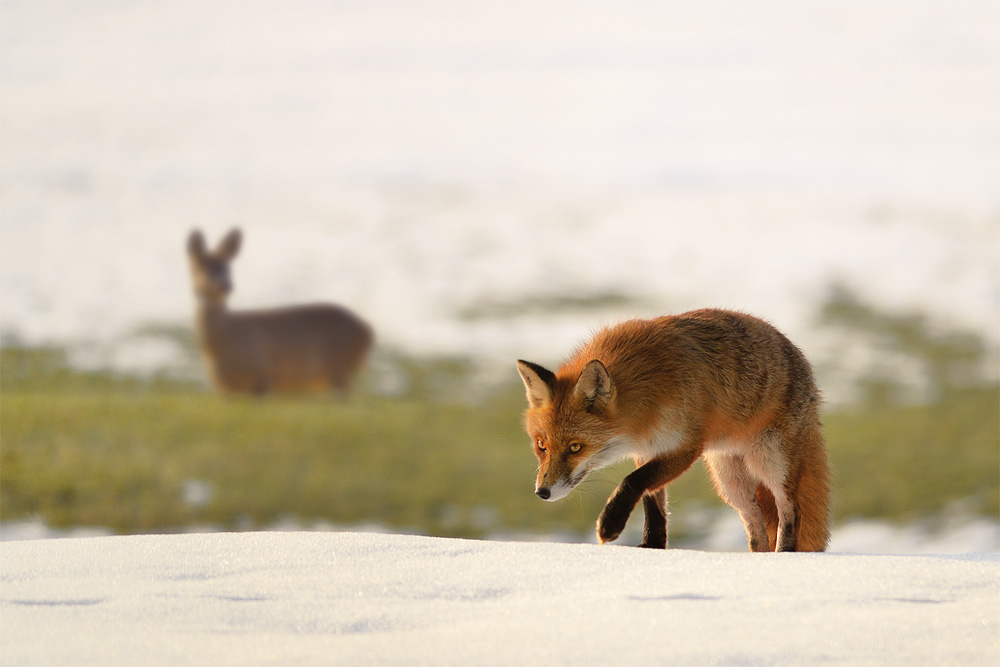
[2, 532, 997, 665]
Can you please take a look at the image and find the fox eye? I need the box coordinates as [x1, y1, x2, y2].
[535, 439, 546, 453]
[568, 442, 583, 454]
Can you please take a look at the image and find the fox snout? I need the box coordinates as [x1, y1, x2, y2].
[534, 479, 577, 502]
[534, 467, 581, 502]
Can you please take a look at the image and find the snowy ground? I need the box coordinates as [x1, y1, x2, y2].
[1, 532, 997, 666]
[5, 512, 1000, 555]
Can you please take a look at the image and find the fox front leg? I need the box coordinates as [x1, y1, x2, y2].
[640, 488, 668, 549]
[597, 448, 701, 545]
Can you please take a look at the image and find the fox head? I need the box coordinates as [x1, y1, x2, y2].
[516, 358, 624, 502]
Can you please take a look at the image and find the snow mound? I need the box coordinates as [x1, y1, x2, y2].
[2, 532, 997, 666]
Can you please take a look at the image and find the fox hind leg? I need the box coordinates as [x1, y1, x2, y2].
[704, 453, 771, 552]
[741, 430, 799, 552]
[772, 490, 799, 552]
[755, 484, 779, 551]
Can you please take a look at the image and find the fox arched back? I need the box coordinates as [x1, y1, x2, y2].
[186, 228, 373, 395]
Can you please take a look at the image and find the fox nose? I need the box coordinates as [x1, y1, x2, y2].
[535, 487, 551, 500]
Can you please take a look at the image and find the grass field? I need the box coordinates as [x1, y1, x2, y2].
[1, 342, 996, 542]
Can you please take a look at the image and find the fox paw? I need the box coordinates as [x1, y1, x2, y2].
[596, 509, 627, 544]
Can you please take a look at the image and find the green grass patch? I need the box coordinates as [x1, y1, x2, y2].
[1, 344, 996, 541]
[824, 386, 999, 520]
[0, 379, 615, 538]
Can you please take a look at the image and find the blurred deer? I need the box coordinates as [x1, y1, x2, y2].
[186, 228, 373, 395]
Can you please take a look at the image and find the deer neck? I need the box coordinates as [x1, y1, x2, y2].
[195, 298, 229, 334]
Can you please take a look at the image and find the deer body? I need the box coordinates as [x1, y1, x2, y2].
[188, 229, 372, 395]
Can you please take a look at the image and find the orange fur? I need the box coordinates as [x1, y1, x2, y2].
[517, 309, 831, 552]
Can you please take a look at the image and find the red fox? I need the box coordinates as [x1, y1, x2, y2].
[186, 228, 373, 395]
[517, 309, 831, 552]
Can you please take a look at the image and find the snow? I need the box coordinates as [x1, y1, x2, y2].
[6, 511, 1000, 555]
[1, 532, 997, 666]
[1, 0, 998, 375]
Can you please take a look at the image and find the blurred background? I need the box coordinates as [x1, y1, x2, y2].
[1, 0, 997, 551]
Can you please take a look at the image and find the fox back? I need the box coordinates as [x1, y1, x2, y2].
[187, 228, 373, 395]
[517, 309, 831, 552]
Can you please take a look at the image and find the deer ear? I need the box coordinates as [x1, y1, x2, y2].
[187, 230, 207, 259]
[574, 359, 615, 413]
[517, 360, 556, 409]
[217, 228, 242, 260]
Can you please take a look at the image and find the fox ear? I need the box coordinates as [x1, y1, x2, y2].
[517, 360, 555, 409]
[187, 229, 207, 259]
[575, 359, 615, 413]
[216, 228, 242, 261]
